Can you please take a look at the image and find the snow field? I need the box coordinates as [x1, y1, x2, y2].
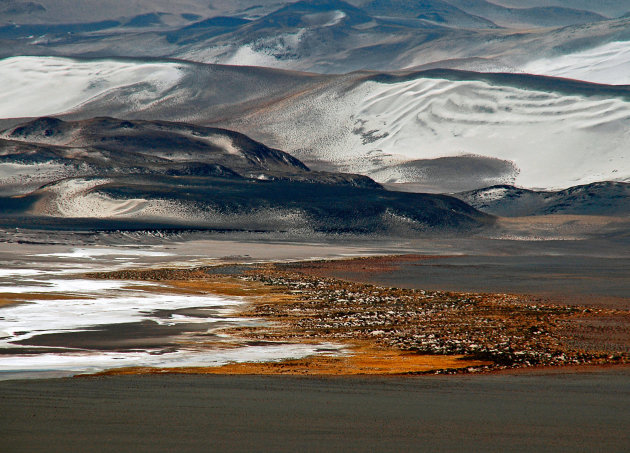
[0, 56, 184, 118]
[261, 76, 630, 189]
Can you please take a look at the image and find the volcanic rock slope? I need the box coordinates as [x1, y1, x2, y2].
[455, 182, 630, 217]
[0, 117, 491, 234]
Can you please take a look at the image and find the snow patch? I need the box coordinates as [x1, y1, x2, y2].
[0, 343, 343, 377]
[522, 41, 630, 85]
[41, 248, 173, 259]
[473, 187, 511, 202]
[208, 134, 242, 156]
[220, 30, 306, 69]
[0, 56, 184, 118]
[0, 255, 344, 377]
[35, 178, 196, 220]
[302, 10, 346, 27]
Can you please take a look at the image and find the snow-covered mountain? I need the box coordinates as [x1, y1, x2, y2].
[2, 0, 629, 77]
[0, 57, 185, 119]
[522, 40, 630, 85]
[490, 0, 630, 18]
[2, 56, 628, 192]
[1, 1, 628, 231]
[232, 71, 630, 191]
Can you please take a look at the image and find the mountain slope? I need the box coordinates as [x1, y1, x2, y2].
[455, 182, 630, 217]
[490, 0, 630, 18]
[4, 116, 310, 176]
[0, 117, 383, 191]
[522, 40, 630, 85]
[231, 69, 630, 191]
[0, 116, 492, 235]
[0, 56, 331, 121]
[2, 57, 629, 192]
[444, 0, 607, 27]
[0, 1, 624, 76]
[356, 0, 499, 29]
[12, 175, 489, 234]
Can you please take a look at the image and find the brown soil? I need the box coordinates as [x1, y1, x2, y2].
[290, 254, 452, 275]
[0, 292, 92, 306]
[92, 344, 490, 377]
[0, 298, 20, 307]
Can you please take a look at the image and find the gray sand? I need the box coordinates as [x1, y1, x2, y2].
[1, 370, 629, 452]
[331, 254, 630, 308]
[1, 234, 629, 452]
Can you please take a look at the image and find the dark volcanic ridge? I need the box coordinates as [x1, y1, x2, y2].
[456, 182, 630, 217]
[0, 116, 492, 235]
[3, 116, 311, 177]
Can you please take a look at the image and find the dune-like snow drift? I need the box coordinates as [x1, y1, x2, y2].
[522, 41, 630, 86]
[254, 76, 630, 190]
[0, 56, 184, 118]
[2, 57, 628, 191]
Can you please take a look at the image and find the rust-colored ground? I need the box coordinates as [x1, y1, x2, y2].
[0, 298, 19, 307]
[289, 254, 450, 276]
[86, 257, 630, 376]
[94, 344, 490, 377]
[166, 278, 286, 298]
[0, 292, 92, 307]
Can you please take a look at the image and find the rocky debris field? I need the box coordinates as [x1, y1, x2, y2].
[89, 260, 630, 374]
[234, 265, 630, 373]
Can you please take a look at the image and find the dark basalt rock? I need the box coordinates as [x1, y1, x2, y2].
[0, 116, 493, 235]
[456, 182, 630, 216]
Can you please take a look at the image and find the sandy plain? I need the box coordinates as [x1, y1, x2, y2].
[1, 234, 629, 452]
[2, 370, 629, 452]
